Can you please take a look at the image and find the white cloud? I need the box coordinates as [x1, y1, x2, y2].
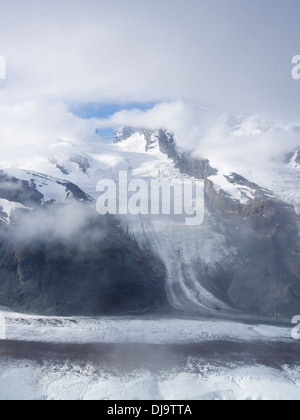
[0, 101, 97, 168]
[10, 202, 107, 246]
[0, 0, 299, 185]
[0, 98, 298, 185]
[0, 0, 299, 119]
[98, 101, 300, 165]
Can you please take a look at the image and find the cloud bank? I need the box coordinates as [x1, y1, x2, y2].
[0, 0, 299, 185]
[0, 0, 300, 119]
[97, 101, 300, 169]
[8, 202, 108, 249]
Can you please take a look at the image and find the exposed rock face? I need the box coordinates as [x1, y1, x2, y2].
[115, 127, 217, 178]
[296, 150, 300, 166]
[70, 155, 90, 173]
[49, 157, 70, 175]
[115, 127, 178, 155]
[0, 170, 90, 206]
[0, 213, 166, 316]
[0, 129, 299, 319]
[115, 127, 300, 318]
[49, 155, 90, 175]
[0, 171, 44, 206]
[157, 130, 300, 318]
[0, 170, 167, 316]
[114, 127, 139, 143]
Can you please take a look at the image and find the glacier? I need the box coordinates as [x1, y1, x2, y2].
[0, 121, 299, 400]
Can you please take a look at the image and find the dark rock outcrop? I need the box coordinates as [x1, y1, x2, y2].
[0, 171, 44, 206]
[118, 127, 300, 318]
[0, 209, 167, 316]
[70, 155, 90, 173]
[295, 150, 300, 166]
[0, 170, 167, 316]
[167, 134, 300, 318]
[1, 130, 299, 320]
[49, 157, 70, 176]
[0, 170, 91, 206]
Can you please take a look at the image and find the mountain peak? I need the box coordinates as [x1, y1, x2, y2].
[289, 148, 300, 167]
[295, 149, 300, 166]
[114, 127, 176, 155]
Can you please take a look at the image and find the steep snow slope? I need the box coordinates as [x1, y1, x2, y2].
[271, 151, 300, 215]
[0, 199, 29, 223]
[1, 133, 233, 313]
[0, 168, 91, 226]
[5, 168, 91, 205]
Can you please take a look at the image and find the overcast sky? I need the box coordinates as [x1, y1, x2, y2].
[0, 0, 299, 117]
[0, 0, 299, 171]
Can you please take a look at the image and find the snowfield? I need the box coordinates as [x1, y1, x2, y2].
[0, 310, 294, 345]
[0, 310, 299, 400]
[0, 198, 30, 223]
[0, 359, 299, 401]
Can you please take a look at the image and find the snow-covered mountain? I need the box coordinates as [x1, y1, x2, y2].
[0, 126, 299, 320]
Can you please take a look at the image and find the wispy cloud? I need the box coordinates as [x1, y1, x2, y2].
[9, 202, 108, 248]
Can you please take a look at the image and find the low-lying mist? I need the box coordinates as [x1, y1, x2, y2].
[8, 202, 108, 250]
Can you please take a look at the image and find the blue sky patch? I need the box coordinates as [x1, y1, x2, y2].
[69, 102, 157, 120]
[95, 127, 116, 140]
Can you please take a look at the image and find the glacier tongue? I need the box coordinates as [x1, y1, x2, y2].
[110, 129, 232, 312]
[271, 164, 300, 215]
[106, 131, 233, 312]
[124, 216, 232, 313]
